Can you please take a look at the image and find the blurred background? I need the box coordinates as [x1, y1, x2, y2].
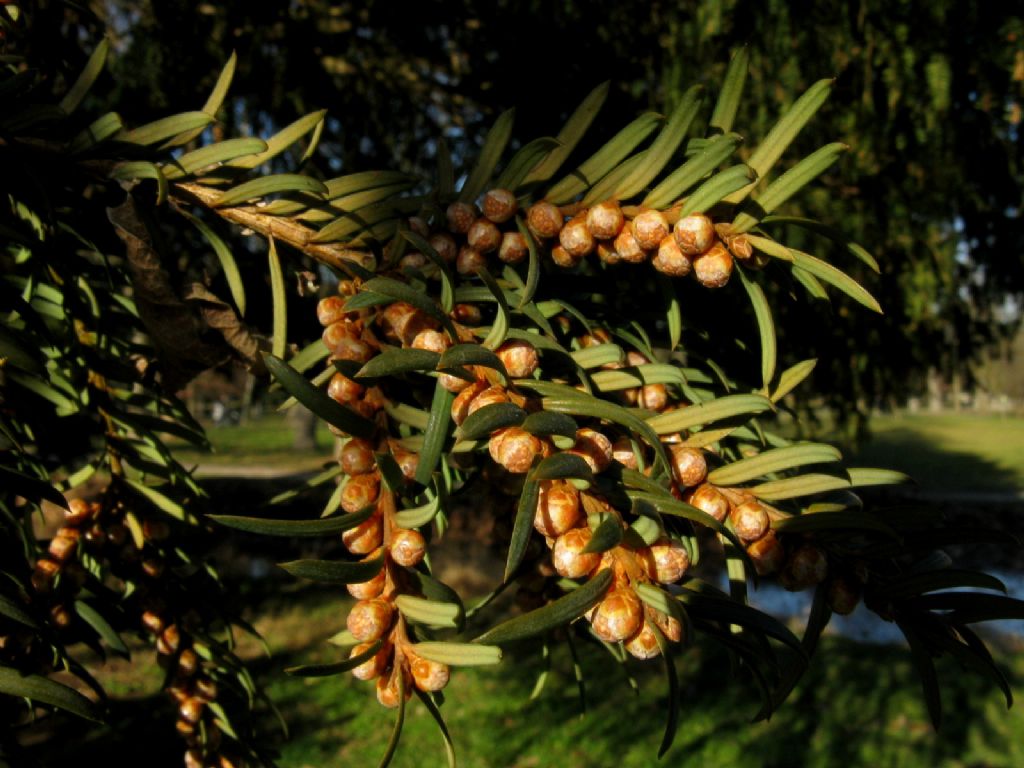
[26, 1, 1024, 766]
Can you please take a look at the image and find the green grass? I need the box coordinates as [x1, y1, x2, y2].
[170, 413, 336, 471]
[851, 413, 1024, 493]
[32, 590, 1023, 768]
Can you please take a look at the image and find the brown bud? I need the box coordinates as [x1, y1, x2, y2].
[323, 325, 375, 363]
[342, 512, 384, 555]
[393, 448, 420, 481]
[178, 648, 200, 677]
[559, 215, 595, 258]
[179, 697, 204, 724]
[468, 218, 502, 253]
[347, 562, 387, 600]
[446, 202, 477, 234]
[591, 588, 643, 643]
[31, 558, 61, 592]
[631, 210, 670, 250]
[625, 620, 662, 659]
[141, 557, 165, 580]
[450, 380, 489, 426]
[142, 519, 170, 542]
[410, 654, 451, 692]
[380, 301, 437, 346]
[194, 677, 218, 701]
[688, 484, 729, 523]
[390, 528, 426, 567]
[350, 641, 391, 681]
[496, 339, 540, 378]
[429, 232, 458, 263]
[827, 576, 861, 615]
[649, 607, 683, 643]
[693, 242, 733, 288]
[652, 235, 693, 277]
[482, 188, 518, 223]
[526, 201, 564, 240]
[317, 295, 348, 327]
[596, 241, 621, 265]
[644, 539, 691, 584]
[158, 624, 181, 655]
[141, 610, 165, 635]
[407, 216, 429, 237]
[669, 446, 707, 488]
[551, 244, 582, 268]
[785, 544, 829, 589]
[586, 200, 625, 240]
[65, 498, 93, 526]
[571, 428, 613, 474]
[376, 666, 411, 708]
[746, 530, 786, 576]
[467, 385, 509, 418]
[611, 436, 639, 469]
[48, 531, 79, 563]
[637, 383, 668, 411]
[489, 427, 542, 474]
[399, 251, 428, 272]
[730, 500, 770, 541]
[411, 328, 450, 354]
[175, 718, 195, 737]
[341, 473, 380, 513]
[498, 231, 528, 264]
[456, 245, 487, 275]
[347, 598, 395, 642]
[673, 214, 716, 256]
[340, 438, 376, 476]
[452, 303, 483, 326]
[552, 527, 601, 579]
[185, 749, 204, 768]
[50, 603, 73, 630]
[534, 480, 582, 537]
[613, 226, 646, 263]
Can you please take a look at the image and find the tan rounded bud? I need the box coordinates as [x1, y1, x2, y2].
[591, 588, 643, 643]
[407, 216, 429, 237]
[393, 448, 420, 481]
[341, 473, 380, 513]
[376, 667, 410, 708]
[670, 446, 707, 488]
[467, 385, 509, 418]
[727, 233, 753, 261]
[649, 608, 683, 643]
[179, 697, 204, 724]
[141, 610, 165, 635]
[446, 202, 477, 234]
[526, 201, 564, 239]
[596, 241, 621, 265]
[586, 200, 625, 239]
[468, 218, 502, 253]
[174, 718, 195, 737]
[786, 544, 829, 588]
[693, 242, 734, 288]
[328, 372, 365, 406]
[498, 231, 529, 264]
[482, 188, 518, 223]
[489, 427, 542, 473]
[652, 235, 693, 277]
[342, 512, 384, 555]
[552, 527, 601, 579]
[65, 498, 92, 526]
[559, 215, 595, 258]
[347, 564, 387, 600]
[551, 244, 582, 268]
[456, 245, 487, 275]
[410, 655, 450, 692]
[141, 557, 165, 580]
[347, 598, 395, 642]
[534, 481, 582, 537]
[158, 624, 181, 655]
[450, 380, 489, 425]
[399, 251, 428, 272]
[351, 641, 391, 681]
[411, 329, 450, 355]
[185, 749, 203, 768]
[688, 484, 729, 523]
[827, 576, 861, 615]
[571, 428, 613, 474]
[317, 295, 349, 327]
[340, 438, 376, 476]
[48, 531, 79, 563]
[496, 339, 539, 378]
[452, 303, 483, 326]
[625, 621, 662, 659]
[637, 383, 668, 411]
[31, 558, 61, 592]
[390, 528, 426, 567]
[50, 603, 73, 630]
[611, 436, 639, 469]
[645, 539, 691, 584]
[631, 210, 670, 251]
[429, 232, 458, 263]
[673, 214, 716, 256]
[194, 677, 218, 701]
[730, 500, 770, 541]
[323, 326, 374, 363]
[613, 226, 646, 263]
[746, 530, 786, 576]
[178, 648, 200, 677]
[380, 301, 437, 346]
